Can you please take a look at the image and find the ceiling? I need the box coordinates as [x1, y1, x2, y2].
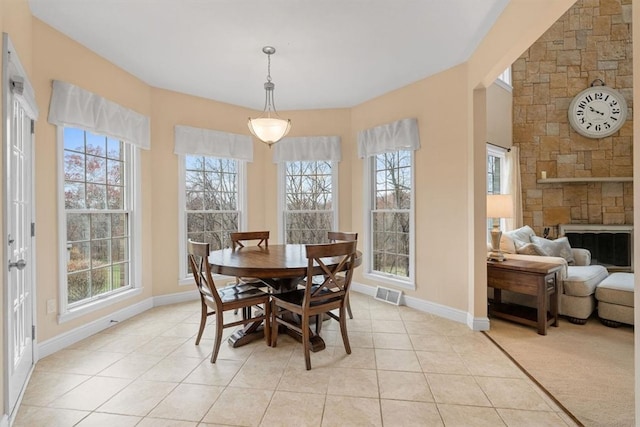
[28, 0, 510, 111]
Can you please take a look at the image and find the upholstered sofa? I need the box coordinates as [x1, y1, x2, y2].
[492, 226, 609, 324]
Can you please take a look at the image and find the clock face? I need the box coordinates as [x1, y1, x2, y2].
[568, 86, 628, 138]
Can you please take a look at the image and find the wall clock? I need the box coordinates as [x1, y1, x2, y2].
[568, 80, 627, 139]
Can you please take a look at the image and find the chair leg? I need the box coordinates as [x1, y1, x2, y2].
[210, 311, 224, 363]
[303, 315, 312, 370]
[346, 292, 353, 319]
[263, 300, 271, 346]
[271, 301, 278, 348]
[195, 299, 207, 345]
[315, 314, 322, 335]
[339, 305, 351, 355]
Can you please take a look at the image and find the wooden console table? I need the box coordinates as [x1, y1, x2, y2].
[487, 259, 563, 335]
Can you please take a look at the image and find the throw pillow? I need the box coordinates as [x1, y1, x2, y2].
[500, 225, 536, 254]
[530, 236, 575, 265]
[515, 242, 549, 256]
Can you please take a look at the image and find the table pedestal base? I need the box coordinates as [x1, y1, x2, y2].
[227, 319, 327, 352]
[228, 325, 265, 348]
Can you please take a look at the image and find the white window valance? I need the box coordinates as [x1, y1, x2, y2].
[48, 80, 150, 149]
[357, 118, 420, 158]
[174, 125, 253, 162]
[272, 136, 341, 163]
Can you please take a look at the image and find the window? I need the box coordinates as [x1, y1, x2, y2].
[282, 160, 336, 244]
[487, 145, 507, 241]
[184, 155, 241, 253]
[359, 118, 419, 288]
[497, 67, 512, 87]
[369, 150, 413, 281]
[62, 128, 134, 308]
[174, 125, 252, 281]
[487, 148, 505, 195]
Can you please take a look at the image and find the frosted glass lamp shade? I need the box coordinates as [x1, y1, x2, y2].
[247, 117, 291, 146]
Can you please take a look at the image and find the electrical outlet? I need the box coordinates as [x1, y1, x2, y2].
[46, 299, 56, 314]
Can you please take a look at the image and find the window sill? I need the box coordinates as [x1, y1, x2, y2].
[58, 287, 143, 324]
[363, 272, 415, 291]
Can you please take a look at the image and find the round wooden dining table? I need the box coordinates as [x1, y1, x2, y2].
[208, 244, 362, 350]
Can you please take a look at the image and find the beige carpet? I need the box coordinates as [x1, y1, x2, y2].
[484, 316, 634, 427]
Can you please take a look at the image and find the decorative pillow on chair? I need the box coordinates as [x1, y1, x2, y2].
[530, 235, 575, 264]
[515, 242, 549, 256]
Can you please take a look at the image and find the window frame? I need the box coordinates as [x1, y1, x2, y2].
[57, 127, 143, 323]
[495, 66, 512, 92]
[487, 145, 508, 242]
[363, 149, 416, 290]
[277, 160, 339, 244]
[177, 154, 247, 284]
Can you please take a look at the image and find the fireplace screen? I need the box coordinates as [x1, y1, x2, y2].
[560, 224, 633, 271]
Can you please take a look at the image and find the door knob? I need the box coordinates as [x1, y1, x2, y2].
[8, 259, 26, 271]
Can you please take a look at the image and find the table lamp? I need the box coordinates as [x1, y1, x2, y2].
[487, 194, 513, 261]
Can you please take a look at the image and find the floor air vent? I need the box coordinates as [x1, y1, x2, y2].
[374, 286, 402, 305]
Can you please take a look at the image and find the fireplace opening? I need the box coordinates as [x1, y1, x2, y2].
[559, 224, 633, 272]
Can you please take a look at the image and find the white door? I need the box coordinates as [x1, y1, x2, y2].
[3, 33, 37, 417]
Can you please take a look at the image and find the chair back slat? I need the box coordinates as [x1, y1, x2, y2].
[188, 240, 223, 307]
[328, 231, 358, 244]
[304, 241, 357, 307]
[230, 231, 270, 250]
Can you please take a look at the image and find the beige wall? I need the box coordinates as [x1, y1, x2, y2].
[487, 83, 513, 149]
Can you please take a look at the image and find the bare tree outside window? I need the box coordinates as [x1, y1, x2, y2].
[64, 128, 130, 305]
[284, 160, 334, 244]
[371, 150, 411, 278]
[185, 156, 239, 262]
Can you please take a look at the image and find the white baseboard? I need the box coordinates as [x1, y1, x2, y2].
[153, 289, 200, 306]
[352, 281, 489, 330]
[37, 290, 198, 362]
[37, 290, 201, 360]
[468, 313, 491, 331]
[37, 298, 154, 359]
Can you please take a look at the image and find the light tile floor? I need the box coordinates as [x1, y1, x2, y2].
[14, 293, 579, 426]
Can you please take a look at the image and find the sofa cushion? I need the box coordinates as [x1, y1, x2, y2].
[595, 272, 634, 308]
[500, 225, 536, 254]
[516, 242, 548, 256]
[530, 236, 575, 265]
[564, 265, 609, 297]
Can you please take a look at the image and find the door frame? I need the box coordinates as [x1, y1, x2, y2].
[2, 32, 38, 422]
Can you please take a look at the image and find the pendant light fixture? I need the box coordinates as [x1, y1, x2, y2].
[247, 46, 291, 147]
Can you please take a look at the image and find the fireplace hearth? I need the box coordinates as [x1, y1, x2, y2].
[559, 224, 633, 272]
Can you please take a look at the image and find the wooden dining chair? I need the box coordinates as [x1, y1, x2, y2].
[229, 231, 270, 315]
[230, 230, 269, 250]
[188, 240, 271, 363]
[271, 240, 357, 370]
[230, 231, 269, 288]
[327, 231, 358, 319]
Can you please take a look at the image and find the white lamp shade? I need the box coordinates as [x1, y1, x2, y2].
[247, 117, 291, 144]
[487, 194, 513, 218]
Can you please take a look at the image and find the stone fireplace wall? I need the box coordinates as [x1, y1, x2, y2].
[512, 0, 633, 238]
